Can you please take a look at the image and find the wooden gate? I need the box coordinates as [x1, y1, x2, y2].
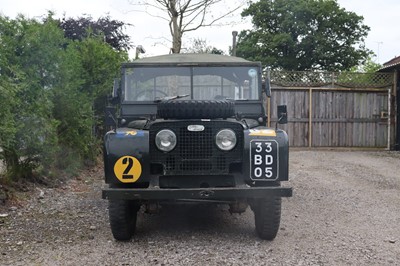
[267, 71, 394, 148]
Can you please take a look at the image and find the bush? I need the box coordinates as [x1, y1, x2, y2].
[0, 14, 127, 182]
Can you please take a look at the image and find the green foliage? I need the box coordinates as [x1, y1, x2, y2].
[59, 15, 132, 51]
[335, 57, 385, 88]
[0, 15, 59, 179]
[0, 13, 127, 181]
[349, 57, 382, 73]
[77, 37, 128, 138]
[185, 38, 225, 55]
[237, 0, 371, 71]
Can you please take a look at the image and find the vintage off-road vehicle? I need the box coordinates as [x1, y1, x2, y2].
[102, 53, 292, 241]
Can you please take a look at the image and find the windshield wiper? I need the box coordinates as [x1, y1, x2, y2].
[154, 94, 190, 103]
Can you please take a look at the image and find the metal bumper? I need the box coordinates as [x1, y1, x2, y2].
[102, 186, 292, 200]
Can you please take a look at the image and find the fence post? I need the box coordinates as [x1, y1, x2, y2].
[267, 68, 271, 127]
[267, 97, 271, 127]
[388, 87, 391, 150]
[309, 88, 313, 147]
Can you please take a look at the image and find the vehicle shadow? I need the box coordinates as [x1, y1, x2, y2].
[134, 203, 255, 239]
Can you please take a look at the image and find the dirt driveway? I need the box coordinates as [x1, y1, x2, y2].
[1, 150, 399, 265]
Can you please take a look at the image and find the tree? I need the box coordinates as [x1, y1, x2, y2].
[184, 38, 224, 54]
[76, 36, 128, 137]
[0, 13, 127, 181]
[58, 15, 129, 138]
[0, 19, 20, 176]
[130, 0, 243, 53]
[0, 15, 60, 179]
[236, 0, 371, 71]
[59, 15, 132, 51]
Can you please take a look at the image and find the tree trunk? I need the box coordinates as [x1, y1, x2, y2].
[2, 147, 23, 179]
[171, 13, 181, 53]
[172, 33, 182, 53]
[3, 147, 19, 173]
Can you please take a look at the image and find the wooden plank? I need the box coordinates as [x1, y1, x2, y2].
[328, 92, 332, 146]
[338, 92, 345, 146]
[309, 88, 312, 147]
[353, 93, 359, 146]
[269, 84, 388, 148]
[350, 93, 354, 146]
[267, 97, 271, 127]
[371, 94, 377, 146]
[271, 86, 388, 92]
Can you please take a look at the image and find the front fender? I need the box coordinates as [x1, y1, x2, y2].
[243, 127, 289, 184]
[104, 128, 150, 184]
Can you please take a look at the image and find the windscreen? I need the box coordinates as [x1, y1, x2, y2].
[123, 66, 260, 101]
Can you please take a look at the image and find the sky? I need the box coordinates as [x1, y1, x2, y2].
[1, 0, 399, 65]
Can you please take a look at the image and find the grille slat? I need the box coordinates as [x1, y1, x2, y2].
[150, 121, 242, 175]
[179, 127, 213, 159]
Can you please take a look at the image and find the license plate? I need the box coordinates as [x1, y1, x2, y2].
[250, 140, 279, 180]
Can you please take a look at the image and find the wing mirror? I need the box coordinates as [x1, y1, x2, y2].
[105, 106, 117, 128]
[110, 79, 120, 104]
[262, 78, 271, 98]
[277, 105, 288, 124]
[262, 68, 271, 97]
[275, 105, 287, 130]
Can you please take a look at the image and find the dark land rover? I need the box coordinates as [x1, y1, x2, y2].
[102, 53, 292, 241]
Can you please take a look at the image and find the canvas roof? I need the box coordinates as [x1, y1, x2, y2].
[122, 53, 258, 67]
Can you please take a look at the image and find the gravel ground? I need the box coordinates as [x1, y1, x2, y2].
[0, 150, 399, 265]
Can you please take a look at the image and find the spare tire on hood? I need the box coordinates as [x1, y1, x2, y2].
[157, 100, 235, 119]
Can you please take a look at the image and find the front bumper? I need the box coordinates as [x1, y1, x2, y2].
[102, 186, 292, 200]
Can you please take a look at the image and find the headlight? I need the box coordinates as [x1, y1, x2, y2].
[216, 129, 237, 151]
[155, 129, 177, 152]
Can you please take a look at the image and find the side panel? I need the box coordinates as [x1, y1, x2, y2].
[243, 128, 289, 183]
[104, 128, 150, 184]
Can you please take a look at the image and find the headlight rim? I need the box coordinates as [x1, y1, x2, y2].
[215, 128, 237, 151]
[155, 129, 177, 152]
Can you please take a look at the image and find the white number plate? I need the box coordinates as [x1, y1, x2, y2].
[250, 140, 279, 180]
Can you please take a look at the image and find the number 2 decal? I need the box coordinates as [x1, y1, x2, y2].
[114, 156, 142, 183]
[122, 157, 134, 179]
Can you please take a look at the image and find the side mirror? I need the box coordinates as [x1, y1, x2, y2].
[277, 105, 288, 124]
[263, 78, 271, 97]
[110, 79, 120, 104]
[105, 106, 117, 127]
[262, 68, 271, 97]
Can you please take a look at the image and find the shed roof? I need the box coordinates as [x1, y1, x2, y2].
[379, 55, 400, 72]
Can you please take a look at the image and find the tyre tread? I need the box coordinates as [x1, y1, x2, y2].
[109, 200, 138, 241]
[254, 197, 282, 240]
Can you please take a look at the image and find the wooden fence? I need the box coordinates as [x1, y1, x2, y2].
[266, 71, 394, 148]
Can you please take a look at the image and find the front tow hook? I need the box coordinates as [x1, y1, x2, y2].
[199, 190, 215, 198]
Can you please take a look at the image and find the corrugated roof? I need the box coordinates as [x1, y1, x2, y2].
[379, 55, 400, 72]
[383, 55, 400, 66]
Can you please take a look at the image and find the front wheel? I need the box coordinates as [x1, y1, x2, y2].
[108, 200, 139, 241]
[253, 196, 282, 240]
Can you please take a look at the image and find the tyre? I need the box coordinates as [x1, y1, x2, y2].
[108, 200, 139, 241]
[157, 100, 235, 119]
[253, 196, 282, 240]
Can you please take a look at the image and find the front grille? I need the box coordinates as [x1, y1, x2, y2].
[150, 121, 243, 175]
[179, 127, 213, 159]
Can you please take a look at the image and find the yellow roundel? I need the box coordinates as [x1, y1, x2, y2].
[113, 156, 142, 183]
